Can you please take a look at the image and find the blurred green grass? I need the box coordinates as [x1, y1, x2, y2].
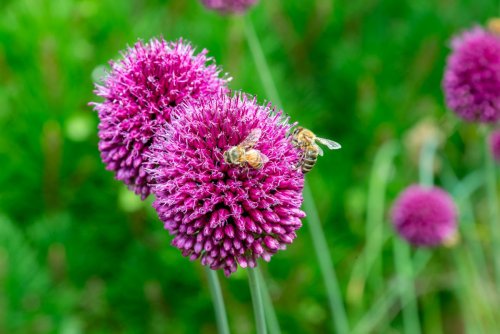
[1, 0, 499, 333]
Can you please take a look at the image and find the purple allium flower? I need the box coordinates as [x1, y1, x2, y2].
[391, 185, 457, 247]
[200, 0, 259, 14]
[490, 129, 500, 162]
[148, 92, 305, 276]
[92, 38, 228, 199]
[443, 26, 500, 123]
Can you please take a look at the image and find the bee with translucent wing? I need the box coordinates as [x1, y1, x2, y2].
[292, 126, 341, 173]
[223, 128, 269, 169]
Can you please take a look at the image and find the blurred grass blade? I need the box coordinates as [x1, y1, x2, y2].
[205, 267, 230, 334]
[348, 141, 398, 307]
[422, 293, 443, 334]
[248, 266, 267, 334]
[452, 170, 489, 279]
[364, 141, 398, 289]
[352, 251, 432, 334]
[452, 247, 496, 332]
[483, 129, 500, 288]
[0, 216, 50, 331]
[441, 161, 490, 280]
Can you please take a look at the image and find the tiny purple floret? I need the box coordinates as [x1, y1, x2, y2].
[92, 38, 228, 199]
[148, 92, 305, 276]
[391, 185, 457, 247]
[443, 26, 500, 123]
[200, 0, 259, 14]
[490, 129, 500, 162]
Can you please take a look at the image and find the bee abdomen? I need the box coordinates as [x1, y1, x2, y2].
[301, 149, 318, 173]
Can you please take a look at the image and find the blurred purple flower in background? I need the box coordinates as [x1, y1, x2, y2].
[201, 0, 259, 14]
[92, 38, 228, 199]
[443, 26, 500, 123]
[391, 185, 457, 247]
[148, 92, 305, 276]
[490, 129, 500, 162]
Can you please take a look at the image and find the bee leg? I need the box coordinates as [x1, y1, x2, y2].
[293, 151, 305, 171]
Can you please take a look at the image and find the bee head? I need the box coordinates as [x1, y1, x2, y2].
[292, 126, 303, 137]
[223, 147, 240, 164]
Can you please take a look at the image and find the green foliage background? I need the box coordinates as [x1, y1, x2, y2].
[0, 0, 499, 333]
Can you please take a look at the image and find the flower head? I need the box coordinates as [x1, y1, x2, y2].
[490, 129, 500, 162]
[200, 0, 259, 14]
[92, 38, 228, 199]
[148, 92, 305, 276]
[443, 26, 500, 123]
[391, 185, 457, 247]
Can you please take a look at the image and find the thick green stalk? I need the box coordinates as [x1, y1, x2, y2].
[484, 130, 500, 288]
[391, 137, 441, 334]
[248, 267, 267, 334]
[257, 269, 282, 334]
[303, 183, 350, 333]
[418, 138, 437, 188]
[244, 15, 349, 333]
[393, 239, 421, 334]
[243, 16, 282, 107]
[205, 267, 230, 334]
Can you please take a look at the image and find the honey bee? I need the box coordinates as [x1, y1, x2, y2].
[292, 126, 341, 173]
[223, 128, 269, 169]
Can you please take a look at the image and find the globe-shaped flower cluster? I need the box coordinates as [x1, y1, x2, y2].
[148, 93, 305, 276]
[93, 38, 228, 199]
[443, 27, 500, 123]
[391, 185, 457, 247]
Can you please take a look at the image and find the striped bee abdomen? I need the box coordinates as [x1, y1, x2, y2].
[301, 147, 319, 173]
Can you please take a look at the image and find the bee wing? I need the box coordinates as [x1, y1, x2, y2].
[260, 152, 270, 163]
[316, 137, 341, 150]
[317, 145, 324, 156]
[239, 128, 262, 149]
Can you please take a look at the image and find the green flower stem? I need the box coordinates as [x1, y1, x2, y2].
[244, 14, 349, 333]
[484, 129, 500, 288]
[303, 183, 350, 333]
[390, 137, 440, 334]
[393, 238, 421, 334]
[205, 267, 230, 334]
[248, 266, 267, 334]
[243, 16, 282, 107]
[419, 138, 438, 188]
[422, 293, 443, 334]
[257, 269, 282, 334]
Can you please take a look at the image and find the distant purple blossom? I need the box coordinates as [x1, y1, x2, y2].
[391, 185, 457, 247]
[490, 129, 500, 162]
[201, 0, 258, 14]
[443, 26, 500, 123]
[92, 38, 228, 199]
[148, 92, 305, 276]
